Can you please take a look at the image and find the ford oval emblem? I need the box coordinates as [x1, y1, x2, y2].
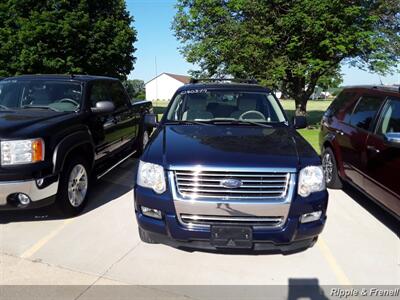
[220, 178, 243, 189]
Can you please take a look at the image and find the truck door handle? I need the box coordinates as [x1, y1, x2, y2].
[335, 130, 344, 136]
[367, 145, 380, 154]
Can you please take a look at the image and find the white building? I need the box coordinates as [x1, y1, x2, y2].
[145, 73, 191, 101]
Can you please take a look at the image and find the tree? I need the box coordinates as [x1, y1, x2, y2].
[173, 0, 400, 115]
[124, 79, 145, 99]
[0, 0, 137, 80]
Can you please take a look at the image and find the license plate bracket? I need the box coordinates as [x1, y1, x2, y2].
[211, 226, 253, 249]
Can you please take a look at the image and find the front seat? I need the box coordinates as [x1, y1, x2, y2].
[182, 94, 213, 120]
[231, 95, 263, 119]
[29, 89, 51, 105]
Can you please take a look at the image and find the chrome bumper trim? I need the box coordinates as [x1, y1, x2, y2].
[0, 179, 59, 205]
[180, 214, 284, 229]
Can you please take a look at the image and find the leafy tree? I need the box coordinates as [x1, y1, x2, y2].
[0, 0, 136, 79]
[173, 0, 400, 115]
[123, 79, 145, 99]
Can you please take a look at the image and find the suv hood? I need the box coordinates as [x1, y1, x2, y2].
[144, 125, 319, 170]
[0, 110, 71, 138]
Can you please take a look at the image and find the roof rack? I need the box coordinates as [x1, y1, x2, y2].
[371, 85, 400, 93]
[346, 85, 400, 93]
[189, 78, 259, 85]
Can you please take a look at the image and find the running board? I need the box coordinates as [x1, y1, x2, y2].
[97, 151, 136, 180]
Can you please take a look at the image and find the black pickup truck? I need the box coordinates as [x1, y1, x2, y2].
[0, 75, 152, 216]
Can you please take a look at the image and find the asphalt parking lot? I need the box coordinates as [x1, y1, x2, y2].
[0, 159, 399, 297]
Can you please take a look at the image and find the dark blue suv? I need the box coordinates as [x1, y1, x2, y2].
[134, 80, 328, 253]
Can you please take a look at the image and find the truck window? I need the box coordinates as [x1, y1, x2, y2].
[0, 79, 82, 111]
[110, 82, 129, 109]
[350, 95, 383, 131]
[90, 82, 111, 107]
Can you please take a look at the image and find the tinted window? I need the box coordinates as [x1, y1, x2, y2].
[350, 95, 383, 131]
[0, 80, 82, 112]
[377, 98, 400, 135]
[110, 82, 129, 109]
[90, 82, 110, 107]
[327, 91, 356, 121]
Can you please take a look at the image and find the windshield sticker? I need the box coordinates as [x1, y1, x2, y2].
[181, 89, 208, 95]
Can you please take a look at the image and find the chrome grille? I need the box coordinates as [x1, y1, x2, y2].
[174, 170, 291, 199]
[180, 214, 284, 228]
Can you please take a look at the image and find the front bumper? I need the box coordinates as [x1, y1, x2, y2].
[0, 177, 59, 210]
[134, 186, 328, 252]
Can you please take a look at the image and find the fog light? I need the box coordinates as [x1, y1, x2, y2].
[300, 211, 322, 224]
[141, 206, 162, 220]
[18, 193, 31, 206]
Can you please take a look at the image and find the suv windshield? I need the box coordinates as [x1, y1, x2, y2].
[0, 79, 83, 112]
[166, 90, 286, 124]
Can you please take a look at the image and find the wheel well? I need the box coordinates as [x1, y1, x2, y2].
[63, 144, 94, 170]
[322, 141, 333, 151]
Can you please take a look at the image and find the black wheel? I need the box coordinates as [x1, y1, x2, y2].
[55, 157, 90, 216]
[322, 147, 342, 189]
[135, 128, 150, 157]
[138, 227, 158, 244]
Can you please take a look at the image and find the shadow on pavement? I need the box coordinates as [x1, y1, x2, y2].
[342, 183, 399, 237]
[0, 159, 137, 224]
[287, 278, 329, 300]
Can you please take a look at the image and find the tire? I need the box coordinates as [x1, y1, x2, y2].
[55, 157, 90, 216]
[138, 227, 158, 244]
[322, 147, 342, 189]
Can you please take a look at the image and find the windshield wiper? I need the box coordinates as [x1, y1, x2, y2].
[21, 105, 60, 112]
[207, 119, 273, 128]
[0, 104, 10, 110]
[165, 120, 212, 126]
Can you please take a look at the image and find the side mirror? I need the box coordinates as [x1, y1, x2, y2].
[384, 132, 400, 148]
[144, 114, 158, 128]
[91, 101, 115, 114]
[293, 116, 307, 129]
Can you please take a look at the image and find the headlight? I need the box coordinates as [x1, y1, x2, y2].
[298, 166, 325, 197]
[1, 139, 44, 166]
[137, 161, 166, 194]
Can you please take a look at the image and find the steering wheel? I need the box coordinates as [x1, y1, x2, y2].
[57, 98, 79, 106]
[239, 110, 266, 120]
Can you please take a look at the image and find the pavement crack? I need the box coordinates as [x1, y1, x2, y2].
[74, 241, 141, 300]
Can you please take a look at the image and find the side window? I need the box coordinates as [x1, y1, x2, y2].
[377, 98, 400, 135]
[350, 95, 383, 131]
[109, 82, 129, 109]
[90, 82, 110, 107]
[327, 91, 356, 122]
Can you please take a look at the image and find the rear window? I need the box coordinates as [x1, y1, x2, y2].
[350, 95, 383, 131]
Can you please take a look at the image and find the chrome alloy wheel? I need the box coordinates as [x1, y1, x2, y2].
[68, 164, 88, 207]
[322, 152, 334, 184]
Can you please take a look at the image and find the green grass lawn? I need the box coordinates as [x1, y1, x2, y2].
[152, 99, 332, 154]
[280, 99, 331, 154]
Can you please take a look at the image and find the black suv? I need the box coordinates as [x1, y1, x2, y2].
[134, 79, 329, 253]
[0, 75, 152, 215]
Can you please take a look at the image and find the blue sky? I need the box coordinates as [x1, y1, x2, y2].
[126, 0, 399, 86]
